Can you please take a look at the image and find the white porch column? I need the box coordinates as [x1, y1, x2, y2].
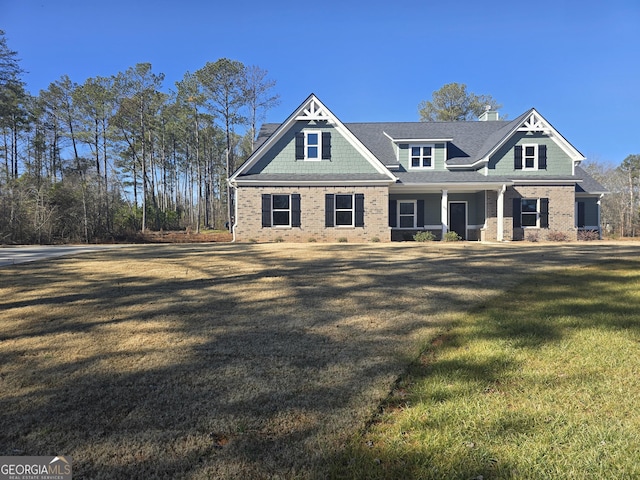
[441, 189, 448, 237]
[497, 184, 506, 241]
[598, 194, 603, 238]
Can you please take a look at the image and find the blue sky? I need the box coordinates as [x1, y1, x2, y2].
[2, 0, 638, 164]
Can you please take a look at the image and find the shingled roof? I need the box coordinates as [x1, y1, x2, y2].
[257, 113, 529, 169]
[248, 100, 603, 193]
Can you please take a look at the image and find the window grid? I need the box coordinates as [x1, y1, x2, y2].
[410, 145, 434, 169]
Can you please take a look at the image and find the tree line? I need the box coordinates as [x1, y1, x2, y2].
[583, 155, 640, 238]
[2, 35, 639, 244]
[0, 30, 279, 243]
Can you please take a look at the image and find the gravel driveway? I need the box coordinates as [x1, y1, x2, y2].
[0, 244, 124, 267]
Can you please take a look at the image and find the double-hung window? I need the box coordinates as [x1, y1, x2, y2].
[398, 201, 416, 228]
[388, 199, 424, 228]
[261, 193, 301, 228]
[513, 197, 549, 228]
[325, 193, 365, 227]
[520, 199, 538, 226]
[410, 145, 434, 169]
[271, 194, 291, 226]
[335, 194, 354, 226]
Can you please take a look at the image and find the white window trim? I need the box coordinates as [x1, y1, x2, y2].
[304, 130, 322, 161]
[522, 143, 539, 171]
[409, 144, 435, 170]
[271, 194, 292, 228]
[521, 198, 540, 228]
[335, 193, 355, 227]
[397, 200, 417, 229]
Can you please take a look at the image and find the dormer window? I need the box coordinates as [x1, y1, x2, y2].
[409, 145, 434, 169]
[295, 131, 332, 161]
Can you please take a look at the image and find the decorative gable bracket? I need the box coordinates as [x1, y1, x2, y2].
[518, 112, 552, 135]
[295, 98, 333, 123]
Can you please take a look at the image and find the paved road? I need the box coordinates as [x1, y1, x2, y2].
[0, 245, 124, 267]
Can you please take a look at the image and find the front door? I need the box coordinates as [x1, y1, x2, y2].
[449, 202, 467, 240]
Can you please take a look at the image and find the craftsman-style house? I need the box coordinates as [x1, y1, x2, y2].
[228, 94, 605, 242]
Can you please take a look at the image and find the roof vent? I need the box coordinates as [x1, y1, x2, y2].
[478, 105, 500, 121]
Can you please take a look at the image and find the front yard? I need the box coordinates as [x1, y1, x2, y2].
[0, 242, 638, 478]
[334, 259, 640, 479]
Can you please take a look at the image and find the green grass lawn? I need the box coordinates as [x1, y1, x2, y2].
[333, 260, 640, 479]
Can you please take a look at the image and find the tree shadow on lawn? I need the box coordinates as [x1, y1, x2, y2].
[1, 243, 639, 478]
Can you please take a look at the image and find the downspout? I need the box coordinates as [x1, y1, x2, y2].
[229, 180, 238, 243]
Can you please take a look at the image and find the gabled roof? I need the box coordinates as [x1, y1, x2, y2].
[471, 108, 586, 168]
[238, 95, 593, 190]
[229, 94, 397, 185]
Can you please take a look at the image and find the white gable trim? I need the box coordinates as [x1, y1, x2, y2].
[517, 111, 551, 134]
[295, 97, 332, 122]
[229, 94, 397, 184]
[383, 131, 453, 143]
[481, 108, 585, 165]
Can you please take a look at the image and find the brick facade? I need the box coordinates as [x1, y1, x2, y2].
[482, 185, 577, 241]
[234, 185, 390, 242]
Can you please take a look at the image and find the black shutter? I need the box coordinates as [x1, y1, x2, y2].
[389, 199, 397, 227]
[514, 145, 523, 170]
[322, 132, 331, 160]
[295, 132, 304, 160]
[262, 194, 272, 227]
[417, 200, 425, 227]
[538, 144, 547, 170]
[540, 198, 549, 228]
[355, 193, 365, 227]
[577, 201, 585, 228]
[292, 194, 301, 227]
[513, 198, 521, 228]
[325, 194, 334, 227]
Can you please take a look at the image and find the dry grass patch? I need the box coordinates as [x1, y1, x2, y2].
[1, 242, 638, 478]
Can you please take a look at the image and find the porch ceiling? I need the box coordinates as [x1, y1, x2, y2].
[389, 183, 509, 194]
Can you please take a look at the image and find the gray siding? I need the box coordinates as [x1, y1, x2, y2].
[579, 197, 600, 226]
[488, 132, 574, 176]
[397, 143, 447, 172]
[390, 192, 486, 226]
[248, 121, 380, 175]
[448, 192, 485, 226]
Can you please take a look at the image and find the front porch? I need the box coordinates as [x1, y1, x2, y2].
[389, 182, 591, 242]
[389, 186, 506, 242]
